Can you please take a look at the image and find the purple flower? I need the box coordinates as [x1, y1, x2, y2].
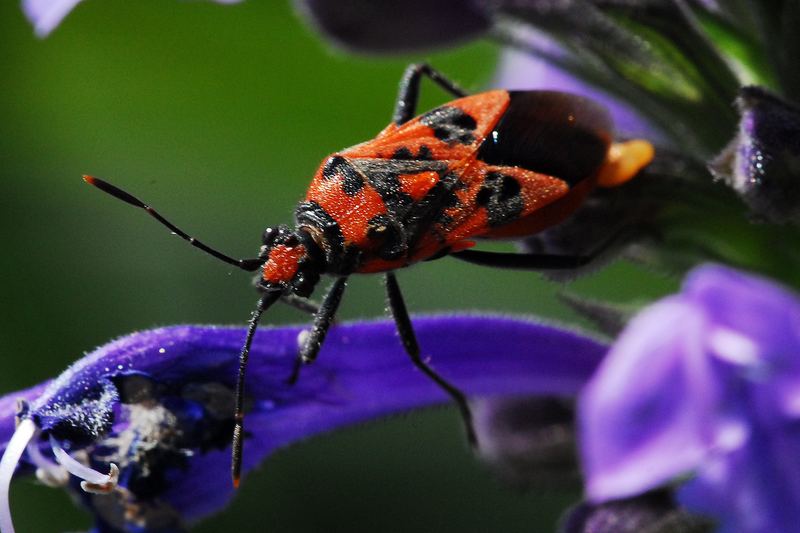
[0, 315, 606, 532]
[710, 87, 800, 224]
[293, 0, 491, 54]
[580, 264, 800, 533]
[22, 0, 243, 37]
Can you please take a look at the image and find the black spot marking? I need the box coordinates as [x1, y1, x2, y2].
[420, 106, 477, 145]
[500, 175, 521, 200]
[418, 145, 433, 160]
[476, 172, 524, 227]
[349, 159, 447, 219]
[391, 147, 414, 160]
[391, 145, 434, 161]
[322, 156, 364, 196]
[403, 172, 463, 247]
[367, 214, 408, 260]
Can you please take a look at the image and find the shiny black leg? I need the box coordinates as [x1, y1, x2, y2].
[450, 249, 592, 270]
[232, 291, 281, 487]
[393, 63, 468, 125]
[288, 277, 348, 384]
[385, 271, 477, 448]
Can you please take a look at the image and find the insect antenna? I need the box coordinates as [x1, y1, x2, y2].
[83, 175, 262, 272]
[231, 291, 282, 488]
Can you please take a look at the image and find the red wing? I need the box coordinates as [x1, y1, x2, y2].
[342, 90, 511, 162]
[406, 162, 573, 262]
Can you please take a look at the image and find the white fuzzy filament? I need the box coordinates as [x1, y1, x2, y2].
[0, 418, 37, 533]
[50, 437, 118, 493]
[26, 439, 68, 488]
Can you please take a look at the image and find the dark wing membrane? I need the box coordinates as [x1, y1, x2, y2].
[342, 90, 511, 162]
[476, 91, 613, 187]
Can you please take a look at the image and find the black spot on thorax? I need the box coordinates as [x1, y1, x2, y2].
[322, 155, 365, 196]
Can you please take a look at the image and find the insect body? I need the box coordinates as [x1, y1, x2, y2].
[85, 64, 654, 487]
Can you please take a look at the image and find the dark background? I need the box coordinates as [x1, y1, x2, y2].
[0, 1, 673, 531]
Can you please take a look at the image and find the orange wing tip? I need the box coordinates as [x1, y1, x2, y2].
[232, 476, 241, 489]
[597, 139, 655, 188]
[83, 175, 97, 185]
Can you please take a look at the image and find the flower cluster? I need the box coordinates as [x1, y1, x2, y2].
[12, 0, 800, 532]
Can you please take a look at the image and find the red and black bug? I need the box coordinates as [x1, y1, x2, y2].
[84, 64, 653, 487]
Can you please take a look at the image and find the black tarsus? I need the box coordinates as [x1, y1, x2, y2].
[393, 64, 468, 125]
[450, 249, 592, 270]
[232, 291, 282, 487]
[384, 272, 478, 448]
[289, 276, 348, 384]
[83, 175, 262, 272]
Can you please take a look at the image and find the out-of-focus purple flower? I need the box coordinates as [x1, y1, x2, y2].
[560, 490, 712, 533]
[493, 48, 663, 142]
[473, 396, 578, 489]
[710, 87, 800, 224]
[293, 0, 491, 54]
[0, 315, 606, 532]
[22, 0, 243, 37]
[580, 264, 800, 533]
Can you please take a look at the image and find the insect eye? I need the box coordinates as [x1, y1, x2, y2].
[262, 227, 278, 246]
[283, 235, 299, 247]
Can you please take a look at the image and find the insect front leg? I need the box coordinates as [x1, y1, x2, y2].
[393, 63, 469, 125]
[232, 291, 282, 487]
[280, 293, 321, 316]
[384, 272, 478, 448]
[289, 276, 348, 384]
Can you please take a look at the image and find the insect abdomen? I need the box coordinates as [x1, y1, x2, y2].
[476, 91, 612, 187]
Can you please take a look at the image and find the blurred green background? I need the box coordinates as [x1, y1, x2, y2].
[0, 1, 675, 531]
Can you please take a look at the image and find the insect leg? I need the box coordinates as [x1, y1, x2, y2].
[384, 272, 478, 447]
[280, 293, 321, 316]
[450, 249, 592, 270]
[288, 277, 349, 384]
[393, 63, 468, 125]
[232, 290, 282, 488]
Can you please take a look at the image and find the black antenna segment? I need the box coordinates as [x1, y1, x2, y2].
[84, 175, 262, 272]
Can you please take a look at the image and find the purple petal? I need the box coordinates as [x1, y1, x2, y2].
[580, 264, 800, 533]
[580, 297, 728, 501]
[1, 315, 606, 529]
[709, 87, 800, 224]
[22, 0, 83, 37]
[22, 0, 243, 38]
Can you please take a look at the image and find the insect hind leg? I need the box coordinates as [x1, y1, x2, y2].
[385, 272, 478, 448]
[393, 64, 469, 125]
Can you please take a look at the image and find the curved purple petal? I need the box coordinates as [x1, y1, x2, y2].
[580, 264, 800, 533]
[22, 0, 243, 38]
[709, 87, 800, 224]
[580, 297, 729, 501]
[1, 315, 606, 530]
